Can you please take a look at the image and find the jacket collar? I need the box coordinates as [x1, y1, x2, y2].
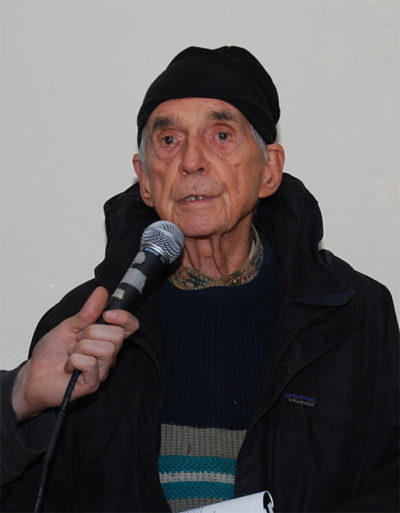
[255, 173, 354, 303]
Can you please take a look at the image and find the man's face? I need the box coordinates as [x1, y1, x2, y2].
[134, 98, 278, 240]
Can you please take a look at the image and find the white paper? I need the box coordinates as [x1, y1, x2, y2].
[182, 491, 274, 513]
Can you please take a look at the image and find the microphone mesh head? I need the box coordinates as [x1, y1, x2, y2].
[140, 221, 184, 264]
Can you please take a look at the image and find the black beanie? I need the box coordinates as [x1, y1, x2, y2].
[137, 46, 280, 147]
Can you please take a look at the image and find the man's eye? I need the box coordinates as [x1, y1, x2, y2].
[216, 132, 230, 141]
[161, 135, 176, 145]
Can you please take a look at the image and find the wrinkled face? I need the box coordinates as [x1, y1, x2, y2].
[134, 98, 273, 240]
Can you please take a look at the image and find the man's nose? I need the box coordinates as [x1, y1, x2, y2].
[180, 138, 207, 175]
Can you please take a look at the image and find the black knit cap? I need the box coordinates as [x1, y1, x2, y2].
[137, 46, 280, 147]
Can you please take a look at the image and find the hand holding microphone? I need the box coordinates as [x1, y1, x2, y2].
[12, 221, 184, 421]
[12, 287, 138, 421]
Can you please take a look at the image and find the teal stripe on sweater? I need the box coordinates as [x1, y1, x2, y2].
[161, 481, 234, 500]
[158, 455, 236, 475]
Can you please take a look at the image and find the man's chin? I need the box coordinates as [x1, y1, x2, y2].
[167, 217, 220, 240]
[180, 226, 221, 240]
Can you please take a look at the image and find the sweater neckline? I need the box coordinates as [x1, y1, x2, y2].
[168, 226, 263, 290]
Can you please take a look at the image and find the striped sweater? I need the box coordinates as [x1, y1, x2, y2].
[156, 238, 279, 512]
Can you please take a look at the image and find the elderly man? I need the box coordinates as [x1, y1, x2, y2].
[1, 47, 399, 512]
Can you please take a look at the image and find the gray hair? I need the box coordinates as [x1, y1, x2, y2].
[251, 126, 267, 160]
[138, 124, 267, 173]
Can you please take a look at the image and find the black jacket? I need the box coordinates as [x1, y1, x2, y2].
[1, 174, 399, 512]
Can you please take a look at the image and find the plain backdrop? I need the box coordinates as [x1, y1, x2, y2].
[1, 0, 399, 369]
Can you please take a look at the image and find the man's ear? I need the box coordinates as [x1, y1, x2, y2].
[258, 143, 285, 198]
[132, 154, 154, 207]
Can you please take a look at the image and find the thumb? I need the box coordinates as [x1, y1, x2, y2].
[66, 287, 109, 331]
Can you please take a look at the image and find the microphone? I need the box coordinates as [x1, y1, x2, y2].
[70, 220, 184, 380]
[33, 221, 184, 512]
[103, 220, 184, 313]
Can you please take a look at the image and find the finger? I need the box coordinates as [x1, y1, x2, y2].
[102, 310, 139, 338]
[76, 324, 125, 345]
[65, 340, 117, 383]
[65, 353, 100, 392]
[66, 287, 109, 332]
[71, 339, 119, 380]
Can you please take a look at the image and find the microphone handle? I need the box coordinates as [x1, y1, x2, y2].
[103, 248, 166, 311]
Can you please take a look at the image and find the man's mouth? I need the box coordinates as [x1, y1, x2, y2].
[183, 195, 210, 202]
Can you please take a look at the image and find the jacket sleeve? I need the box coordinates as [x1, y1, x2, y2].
[335, 288, 399, 512]
[1, 279, 97, 489]
[0, 367, 55, 486]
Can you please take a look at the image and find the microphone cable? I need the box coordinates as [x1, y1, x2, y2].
[33, 367, 82, 512]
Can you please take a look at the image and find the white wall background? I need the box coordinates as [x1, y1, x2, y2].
[1, 0, 399, 370]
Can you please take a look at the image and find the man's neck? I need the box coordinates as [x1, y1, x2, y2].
[180, 224, 254, 280]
